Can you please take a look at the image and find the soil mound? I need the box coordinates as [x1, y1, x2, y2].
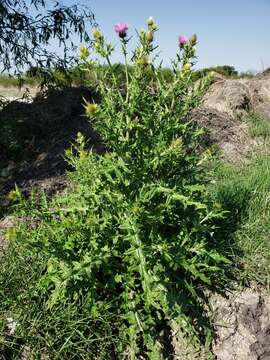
[190, 74, 270, 163]
[203, 79, 251, 117]
[0, 86, 104, 199]
[202, 75, 270, 120]
[190, 107, 258, 163]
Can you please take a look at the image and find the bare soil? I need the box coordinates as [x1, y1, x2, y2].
[0, 85, 38, 99]
[211, 287, 270, 360]
[190, 107, 259, 164]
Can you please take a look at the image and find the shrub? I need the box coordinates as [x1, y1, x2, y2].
[263, 67, 270, 76]
[0, 19, 229, 359]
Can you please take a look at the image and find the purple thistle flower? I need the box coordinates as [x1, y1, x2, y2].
[114, 23, 129, 38]
[178, 35, 188, 47]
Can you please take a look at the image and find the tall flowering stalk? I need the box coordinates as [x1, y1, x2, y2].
[115, 23, 130, 100]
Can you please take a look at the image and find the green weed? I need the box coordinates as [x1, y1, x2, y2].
[245, 112, 270, 138]
[0, 19, 231, 359]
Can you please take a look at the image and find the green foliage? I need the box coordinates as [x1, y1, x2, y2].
[193, 65, 238, 81]
[0, 74, 38, 88]
[245, 112, 270, 138]
[0, 232, 116, 359]
[0, 64, 221, 90]
[0, 0, 96, 74]
[71, 63, 175, 88]
[211, 156, 270, 287]
[0, 20, 230, 359]
[263, 67, 270, 76]
[238, 70, 255, 78]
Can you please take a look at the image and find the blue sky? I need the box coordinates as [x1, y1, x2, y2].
[80, 0, 270, 72]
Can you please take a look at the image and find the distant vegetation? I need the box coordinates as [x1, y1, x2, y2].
[0, 64, 258, 90]
[263, 67, 270, 75]
[193, 65, 238, 80]
[0, 74, 39, 88]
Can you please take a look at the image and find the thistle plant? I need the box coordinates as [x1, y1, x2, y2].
[2, 18, 229, 359]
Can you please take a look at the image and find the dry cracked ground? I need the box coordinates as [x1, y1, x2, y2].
[1, 74, 270, 359]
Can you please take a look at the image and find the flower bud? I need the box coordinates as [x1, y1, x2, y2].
[114, 23, 129, 38]
[178, 35, 188, 48]
[170, 138, 183, 149]
[92, 28, 103, 41]
[79, 45, 90, 61]
[147, 16, 157, 31]
[147, 16, 155, 27]
[190, 34, 198, 46]
[146, 31, 154, 43]
[8, 190, 19, 201]
[84, 102, 98, 117]
[137, 56, 150, 67]
[183, 63, 191, 72]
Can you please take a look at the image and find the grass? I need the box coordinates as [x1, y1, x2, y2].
[245, 112, 270, 138]
[211, 155, 270, 288]
[210, 110, 270, 288]
[0, 75, 38, 88]
[0, 236, 116, 359]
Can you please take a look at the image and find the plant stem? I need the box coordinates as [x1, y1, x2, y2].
[121, 40, 129, 101]
[105, 54, 112, 68]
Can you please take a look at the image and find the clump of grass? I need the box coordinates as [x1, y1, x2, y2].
[245, 112, 270, 138]
[212, 155, 270, 288]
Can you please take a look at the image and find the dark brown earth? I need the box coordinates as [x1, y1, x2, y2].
[0, 86, 105, 202]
